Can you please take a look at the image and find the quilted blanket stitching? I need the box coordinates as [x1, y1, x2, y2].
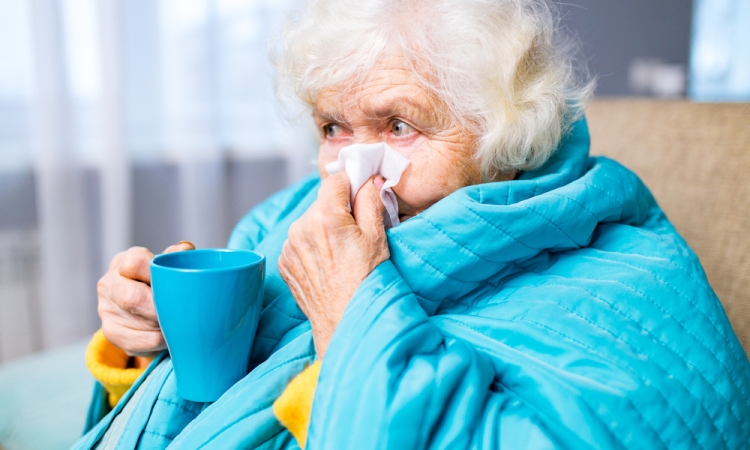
[266, 300, 306, 322]
[593, 277, 750, 439]
[583, 252, 716, 319]
[142, 429, 178, 443]
[193, 354, 314, 449]
[543, 192, 601, 222]
[527, 317, 698, 447]
[506, 254, 748, 423]
[516, 203, 582, 247]
[583, 255, 750, 401]
[390, 234, 475, 284]
[438, 315, 668, 449]
[491, 293, 733, 446]
[447, 197, 539, 250]
[595, 165, 630, 193]
[418, 215, 507, 265]
[156, 398, 203, 416]
[578, 181, 627, 212]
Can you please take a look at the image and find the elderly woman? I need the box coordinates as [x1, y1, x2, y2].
[78, 0, 750, 448]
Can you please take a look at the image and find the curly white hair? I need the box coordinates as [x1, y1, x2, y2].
[273, 0, 594, 178]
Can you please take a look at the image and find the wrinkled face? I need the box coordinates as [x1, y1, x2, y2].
[314, 53, 489, 222]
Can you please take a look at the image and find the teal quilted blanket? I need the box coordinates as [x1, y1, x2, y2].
[75, 119, 750, 449]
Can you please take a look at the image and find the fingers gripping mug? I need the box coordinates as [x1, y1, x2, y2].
[150, 249, 265, 402]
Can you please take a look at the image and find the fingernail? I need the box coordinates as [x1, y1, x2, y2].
[178, 240, 195, 249]
[373, 176, 385, 189]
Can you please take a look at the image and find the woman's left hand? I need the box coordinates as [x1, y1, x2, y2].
[278, 173, 390, 358]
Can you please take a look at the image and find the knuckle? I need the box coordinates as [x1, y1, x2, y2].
[109, 251, 124, 270]
[119, 285, 143, 314]
[278, 262, 288, 281]
[279, 241, 289, 257]
[320, 173, 336, 188]
[123, 246, 141, 259]
[310, 207, 325, 223]
[321, 210, 339, 227]
[287, 220, 298, 236]
[119, 257, 137, 277]
[96, 277, 108, 297]
[278, 246, 293, 279]
[288, 221, 304, 241]
[121, 247, 150, 273]
[319, 173, 345, 196]
[327, 171, 347, 185]
[310, 207, 333, 228]
[279, 243, 291, 265]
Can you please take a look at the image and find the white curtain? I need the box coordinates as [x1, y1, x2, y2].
[0, 0, 315, 362]
[29, 0, 97, 352]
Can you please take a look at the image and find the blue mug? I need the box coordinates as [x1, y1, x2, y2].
[150, 248, 265, 402]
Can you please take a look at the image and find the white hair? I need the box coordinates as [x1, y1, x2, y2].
[273, 0, 594, 178]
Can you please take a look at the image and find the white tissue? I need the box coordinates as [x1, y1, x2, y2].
[324, 142, 410, 228]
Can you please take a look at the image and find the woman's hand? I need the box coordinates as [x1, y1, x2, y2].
[278, 173, 390, 358]
[97, 241, 195, 357]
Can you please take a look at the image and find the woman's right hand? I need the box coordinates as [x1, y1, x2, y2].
[97, 242, 195, 357]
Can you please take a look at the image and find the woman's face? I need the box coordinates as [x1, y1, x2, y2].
[314, 53, 495, 222]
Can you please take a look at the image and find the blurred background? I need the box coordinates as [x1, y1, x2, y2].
[0, 0, 749, 364]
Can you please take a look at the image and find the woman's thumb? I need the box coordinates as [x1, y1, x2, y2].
[352, 176, 386, 235]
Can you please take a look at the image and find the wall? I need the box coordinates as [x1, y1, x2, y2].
[557, 0, 694, 96]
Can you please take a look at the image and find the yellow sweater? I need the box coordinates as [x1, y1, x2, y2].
[85, 330, 149, 407]
[85, 330, 319, 448]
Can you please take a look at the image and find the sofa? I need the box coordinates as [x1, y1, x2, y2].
[587, 99, 750, 355]
[1, 99, 748, 449]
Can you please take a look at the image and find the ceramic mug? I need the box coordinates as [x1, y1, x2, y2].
[150, 248, 265, 402]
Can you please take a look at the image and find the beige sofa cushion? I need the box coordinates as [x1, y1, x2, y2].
[586, 99, 750, 357]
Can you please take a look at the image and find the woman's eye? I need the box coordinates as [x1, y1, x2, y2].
[391, 120, 415, 137]
[323, 123, 343, 138]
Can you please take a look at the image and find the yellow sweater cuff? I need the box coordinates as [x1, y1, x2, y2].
[273, 360, 322, 449]
[85, 329, 147, 408]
